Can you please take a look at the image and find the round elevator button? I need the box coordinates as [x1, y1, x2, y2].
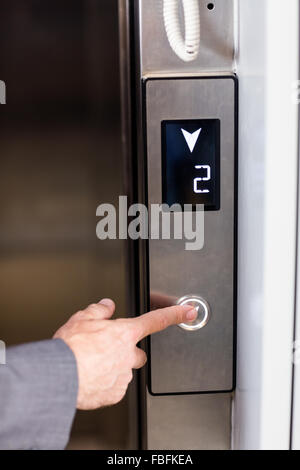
[177, 295, 211, 331]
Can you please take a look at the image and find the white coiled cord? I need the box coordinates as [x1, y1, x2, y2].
[163, 0, 201, 62]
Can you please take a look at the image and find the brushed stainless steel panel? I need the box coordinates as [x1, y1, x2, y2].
[139, 0, 236, 75]
[146, 77, 236, 394]
[118, 0, 235, 450]
[147, 392, 232, 450]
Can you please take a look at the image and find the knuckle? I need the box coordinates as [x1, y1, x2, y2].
[139, 352, 147, 368]
[127, 350, 137, 367]
[88, 303, 100, 313]
[159, 315, 169, 331]
[74, 310, 84, 320]
[176, 310, 183, 324]
[89, 303, 98, 310]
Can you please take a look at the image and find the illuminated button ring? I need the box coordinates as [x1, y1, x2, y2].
[177, 295, 211, 332]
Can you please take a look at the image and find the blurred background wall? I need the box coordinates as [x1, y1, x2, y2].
[0, 0, 129, 450]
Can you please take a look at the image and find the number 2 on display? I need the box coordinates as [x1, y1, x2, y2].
[193, 165, 211, 194]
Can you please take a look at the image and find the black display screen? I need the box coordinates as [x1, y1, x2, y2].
[162, 119, 220, 210]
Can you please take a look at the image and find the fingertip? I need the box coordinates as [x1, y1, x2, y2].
[179, 304, 198, 322]
[185, 308, 198, 321]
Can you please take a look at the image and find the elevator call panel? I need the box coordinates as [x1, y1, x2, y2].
[145, 76, 237, 395]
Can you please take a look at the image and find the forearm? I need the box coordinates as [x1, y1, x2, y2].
[0, 339, 78, 450]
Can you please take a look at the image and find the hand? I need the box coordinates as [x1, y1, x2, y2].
[53, 299, 197, 410]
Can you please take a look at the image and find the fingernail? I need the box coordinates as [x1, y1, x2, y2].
[185, 308, 198, 321]
[99, 298, 114, 307]
[182, 304, 195, 312]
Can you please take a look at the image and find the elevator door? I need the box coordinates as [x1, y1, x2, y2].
[0, 0, 131, 450]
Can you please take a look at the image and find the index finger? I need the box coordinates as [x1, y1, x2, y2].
[132, 304, 197, 342]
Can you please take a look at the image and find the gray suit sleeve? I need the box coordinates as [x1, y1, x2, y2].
[0, 339, 78, 450]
